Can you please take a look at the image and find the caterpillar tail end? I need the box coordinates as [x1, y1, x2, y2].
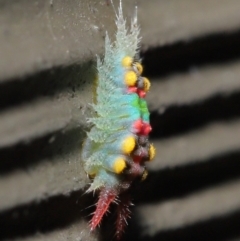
[90, 187, 118, 231]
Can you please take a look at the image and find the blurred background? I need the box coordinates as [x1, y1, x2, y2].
[0, 0, 240, 240]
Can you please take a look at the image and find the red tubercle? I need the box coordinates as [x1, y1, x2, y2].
[137, 89, 146, 98]
[132, 119, 143, 133]
[127, 86, 138, 94]
[90, 188, 118, 231]
[132, 119, 152, 136]
[140, 122, 152, 135]
[133, 155, 142, 164]
[126, 86, 146, 98]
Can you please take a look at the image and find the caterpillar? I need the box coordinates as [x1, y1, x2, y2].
[81, 1, 155, 239]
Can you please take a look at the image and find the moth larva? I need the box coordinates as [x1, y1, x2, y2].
[81, 1, 155, 239]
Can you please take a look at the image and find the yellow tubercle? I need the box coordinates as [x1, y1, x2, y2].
[135, 62, 143, 75]
[113, 157, 126, 174]
[143, 77, 151, 92]
[141, 169, 148, 181]
[122, 136, 136, 154]
[148, 144, 156, 161]
[122, 56, 133, 68]
[88, 172, 96, 179]
[124, 71, 137, 86]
